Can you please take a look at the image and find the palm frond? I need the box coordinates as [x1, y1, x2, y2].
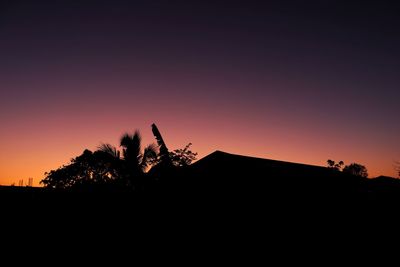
[120, 133, 133, 148]
[98, 143, 120, 159]
[120, 130, 143, 173]
[142, 144, 158, 165]
[140, 143, 158, 171]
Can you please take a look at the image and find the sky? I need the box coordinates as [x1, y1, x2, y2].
[0, 0, 399, 186]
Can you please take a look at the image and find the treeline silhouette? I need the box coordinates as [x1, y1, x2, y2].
[2, 123, 400, 218]
[327, 159, 368, 178]
[40, 123, 197, 192]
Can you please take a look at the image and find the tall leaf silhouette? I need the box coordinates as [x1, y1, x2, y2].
[151, 123, 171, 166]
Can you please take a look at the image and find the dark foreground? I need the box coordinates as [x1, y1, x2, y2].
[3, 151, 400, 218]
[2, 151, 399, 247]
[1, 176, 397, 258]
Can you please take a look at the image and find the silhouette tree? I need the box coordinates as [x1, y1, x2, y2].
[122, 131, 157, 175]
[147, 124, 198, 181]
[327, 159, 344, 171]
[40, 124, 196, 190]
[343, 163, 368, 178]
[41, 149, 121, 189]
[170, 143, 198, 167]
[101, 130, 157, 188]
[41, 130, 158, 190]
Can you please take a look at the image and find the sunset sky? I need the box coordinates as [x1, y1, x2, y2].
[1, 0, 399, 186]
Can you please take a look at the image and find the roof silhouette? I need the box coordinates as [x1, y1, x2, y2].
[193, 150, 330, 171]
[191, 150, 344, 180]
[182, 150, 366, 202]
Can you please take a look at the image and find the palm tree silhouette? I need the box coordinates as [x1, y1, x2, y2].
[99, 130, 157, 188]
[120, 131, 157, 177]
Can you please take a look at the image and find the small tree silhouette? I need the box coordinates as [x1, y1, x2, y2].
[327, 159, 344, 171]
[343, 163, 368, 178]
[170, 143, 198, 167]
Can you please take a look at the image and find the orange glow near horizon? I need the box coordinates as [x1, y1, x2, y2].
[0, 101, 398, 186]
[1, 2, 399, 186]
[0, 77, 399, 186]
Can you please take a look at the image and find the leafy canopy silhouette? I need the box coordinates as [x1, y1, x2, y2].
[170, 143, 198, 167]
[343, 163, 368, 178]
[41, 124, 197, 190]
[41, 149, 122, 189]
[327, 159, 344, 171]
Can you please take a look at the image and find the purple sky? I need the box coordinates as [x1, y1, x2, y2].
[0, 1, 399, 185]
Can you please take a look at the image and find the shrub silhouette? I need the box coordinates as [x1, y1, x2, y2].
[343, 163, 368, 178]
